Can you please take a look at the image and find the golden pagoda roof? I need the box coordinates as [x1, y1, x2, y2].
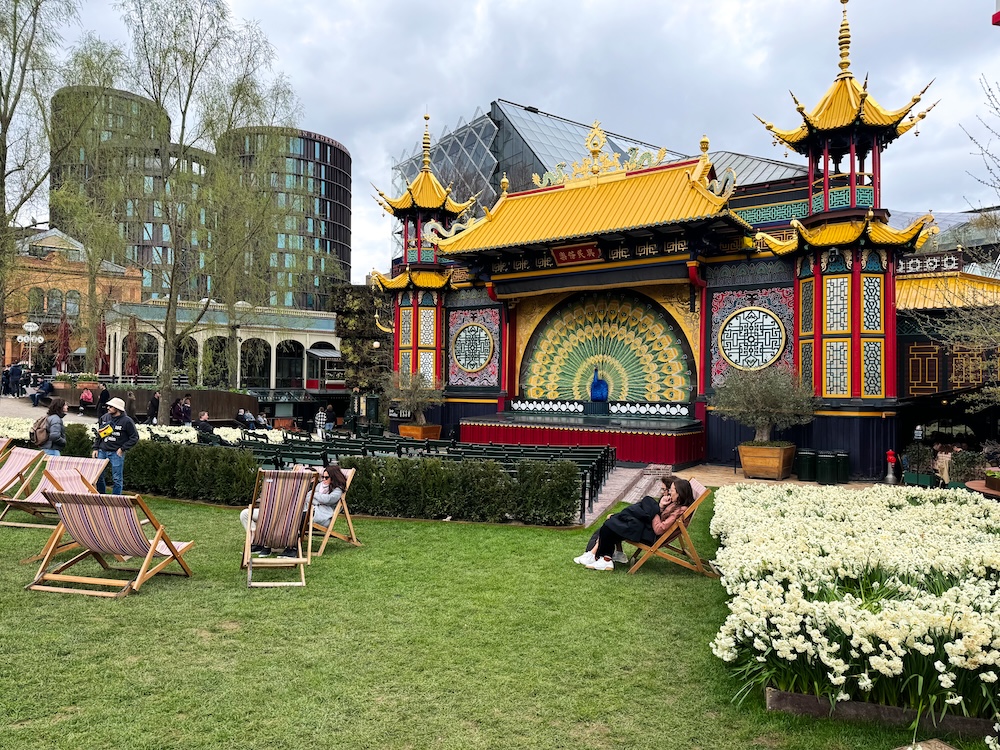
[897, 272, 1000, 311]
[756, 0, 936, 154]
[374, 115, 477, 217]
[370, 268, 453, 292]
[756, 213, 938, 256]
[437, 133, 747, 255]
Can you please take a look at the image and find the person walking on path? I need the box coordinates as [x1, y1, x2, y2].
[146, 391, 160, 424]
[96, 383, 111, 418]
[41, 397, 69, 456]
[92, 397, 139, 495]
[8, 362, 22, 397]
[314, 404, 327, 439]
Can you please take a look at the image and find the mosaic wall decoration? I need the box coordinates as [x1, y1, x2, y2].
[718, 307, 786, 370]
[399, 308, 413, 347]
[823, 248, 850, 273]
[824, 340, 850, 396]
[448, 307, 500, 387]
[418, 308, 436, 346]
[862, 275, 883, 333]
[800, 341, 814, 391]
[800, 279, 814, 335]
[824, 276, 849, 332]
[862, 340, 883, 397]
[734, 200, 809, 226]
[862, 248, 887, 272]
[520, 291, 692, 402]
[705, 260, 792, 288]
[710, 286, 794, 385]
[446, 288, 492, 308]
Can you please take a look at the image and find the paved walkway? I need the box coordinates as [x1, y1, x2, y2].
[0, 393, 100, 426]
[582, 461, 879, 527]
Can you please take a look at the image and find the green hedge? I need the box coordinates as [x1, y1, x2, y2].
[19, 437, 581, 524]
[339, 456, 577, 525]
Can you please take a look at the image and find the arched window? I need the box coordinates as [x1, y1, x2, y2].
[28, 288, 43, 315]
[65, 291, 81, 317]
[47, 289, 63, 315]
[420, 291, 434, 306]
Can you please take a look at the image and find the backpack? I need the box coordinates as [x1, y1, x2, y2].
[30, 414, 49, 447]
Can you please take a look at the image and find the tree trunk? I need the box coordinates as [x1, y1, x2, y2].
[754, 425, 773, 443]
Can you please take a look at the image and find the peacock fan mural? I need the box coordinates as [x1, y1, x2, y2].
[519, 292, 693, 403]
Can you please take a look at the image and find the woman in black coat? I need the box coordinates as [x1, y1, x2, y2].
[575, 478, 695, 571]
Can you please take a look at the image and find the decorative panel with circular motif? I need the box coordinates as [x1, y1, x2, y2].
[520, 292, 693, 402]
[717, 306, 786, 370]
[452, 323, 494, 373]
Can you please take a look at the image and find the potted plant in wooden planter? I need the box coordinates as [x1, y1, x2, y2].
[74, 372, 100, 390]
[709, 366, 816, 480]
[901, 442, 935, 487]
[383, 371, 445, 440]
[52, 374, 74, 391]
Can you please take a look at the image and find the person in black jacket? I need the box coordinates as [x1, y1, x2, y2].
[92, 397, 139, 494]
[146, 390, 160, 424]
[575, 478, 695, 571]
[194, 410, 215, 434]
[96, 383, 111, 417]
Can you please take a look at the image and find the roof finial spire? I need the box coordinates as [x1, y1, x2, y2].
[837, 0, 852, 79]
[421, 113, 431, 172]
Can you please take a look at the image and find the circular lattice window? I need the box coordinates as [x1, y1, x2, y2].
[718, 306, 786, 370]
[452, 322, 494, 373]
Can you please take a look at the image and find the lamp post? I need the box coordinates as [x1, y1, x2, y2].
[16, 322, 43, 369]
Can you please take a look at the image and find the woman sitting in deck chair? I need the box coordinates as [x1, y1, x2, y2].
[575, 478, 694, 571]
[312, 462, 349, 529]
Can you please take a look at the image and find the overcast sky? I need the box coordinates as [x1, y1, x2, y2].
[73, 0, 1000, 283]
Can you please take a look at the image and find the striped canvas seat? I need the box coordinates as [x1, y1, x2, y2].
[19, 469, 103, 564]
[28, 491, 194, 598]
[242, 469, 317, 588]
[0, 447, 47, 529]
[626, 478, 718, 578]
[0, 455, 108, 530]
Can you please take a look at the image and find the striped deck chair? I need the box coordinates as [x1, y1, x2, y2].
[0, 437, 12, 458]
[0, 447, 47, 527]
[242, 469, 318, 588]
[0, 455, 108, 530]
[20, 469, 102, 564]
[626, 478, 718, 577]
[27, 491, 194, 598]
[310, 467, 360, 556]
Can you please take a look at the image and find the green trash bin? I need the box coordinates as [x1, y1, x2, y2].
[368, 422, 384, 437]
[796, 449, 817, 482]
[816, 452, 837, 485]
[835, 451, 850, 484]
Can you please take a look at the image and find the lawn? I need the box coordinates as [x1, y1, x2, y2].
[0, 494, 983, 750]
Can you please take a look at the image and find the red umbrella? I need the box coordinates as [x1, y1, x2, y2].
[95, 316, 109, 375]
[55, 314, 71, 373]
[125, 317, 139, 377]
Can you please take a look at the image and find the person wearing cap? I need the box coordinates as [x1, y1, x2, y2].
[92, 396, 139, 495]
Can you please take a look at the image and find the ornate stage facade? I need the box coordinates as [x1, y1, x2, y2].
[371, 3, 981, 479]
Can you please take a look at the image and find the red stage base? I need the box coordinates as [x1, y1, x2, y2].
[459, 413, 704, 465]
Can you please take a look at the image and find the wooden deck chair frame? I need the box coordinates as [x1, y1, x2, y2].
[27, 490, 194, 598]
[20, 469, 101, 564]
[626, 479, 717, 577]
[241, 469, 318, 588]
[0, 455, 108, 530]
[0, 447, 47, 528]
[311, 467, 359, 555]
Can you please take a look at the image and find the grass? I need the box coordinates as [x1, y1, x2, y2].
[0, 495, 987, 750]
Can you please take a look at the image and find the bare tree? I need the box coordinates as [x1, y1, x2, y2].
[116, 0, 298, 419]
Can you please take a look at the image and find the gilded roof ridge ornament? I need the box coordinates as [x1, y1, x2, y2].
[836, 0, 852, 80]
[531, 121, 668, 187]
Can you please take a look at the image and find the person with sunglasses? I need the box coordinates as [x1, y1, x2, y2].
[313, 461, 350, 529]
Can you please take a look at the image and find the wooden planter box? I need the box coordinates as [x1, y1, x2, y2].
[738, 444, 796, 480]
[986, 475, 1000, 492]
[398, 424, 442, 440]
[766, 687, 993, 738]
[903, 471, 936, 487]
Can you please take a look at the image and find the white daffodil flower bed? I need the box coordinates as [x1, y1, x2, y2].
[0, 417, 285, 446]
[710, 483, 1000, 731]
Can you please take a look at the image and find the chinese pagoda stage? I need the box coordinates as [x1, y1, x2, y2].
[458, 412, 704, 465]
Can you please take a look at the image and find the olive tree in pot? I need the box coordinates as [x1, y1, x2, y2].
[709, 366, 817, 480]
[383, 371, 445, 439]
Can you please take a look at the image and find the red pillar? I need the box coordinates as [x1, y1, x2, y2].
[849, 140, 857, 207]
[813, 252, 823, 397]
[885, 253, 897, 398]
[851, 247, 862, 398]
[823, 140, 831, 212]
[411, 291, 419, 374]
[435, 289, 444, 381]
[393, 294, 402, 372]
[505, 303, 518, 404]
[872, 138, 881, 209]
